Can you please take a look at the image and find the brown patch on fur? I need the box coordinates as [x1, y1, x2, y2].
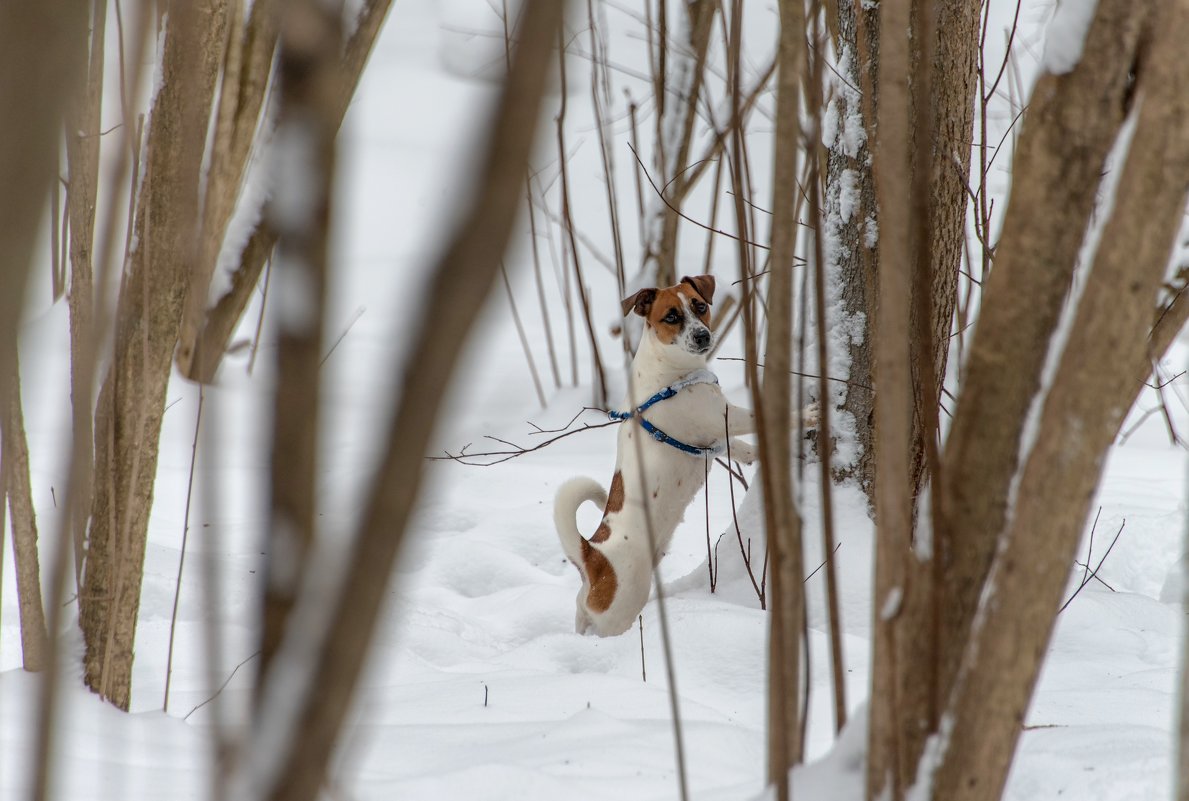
[680, 274, 716, 305]
[606, 471, 624, 513]
[589, 473, 623, 544]
[621, 287, 657, 317]
[627, 279, 713, 341]
[676, 282, 712, 326]
[645, 286, 689, 344]
[584, 546, 617, 613]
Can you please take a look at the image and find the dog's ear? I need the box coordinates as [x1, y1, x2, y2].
[681, 274, 716, 305]
[622, 288, 658, 317]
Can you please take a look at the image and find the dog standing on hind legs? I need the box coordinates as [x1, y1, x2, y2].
[554, 274, 762, 636]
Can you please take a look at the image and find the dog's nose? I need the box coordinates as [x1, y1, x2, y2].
[693, 329, 711, 350]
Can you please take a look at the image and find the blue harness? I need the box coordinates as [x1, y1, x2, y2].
[607, 369, 724, 458]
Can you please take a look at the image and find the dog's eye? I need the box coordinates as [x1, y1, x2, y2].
[662, 310, 681, 324]
[692, 301, 707, 315]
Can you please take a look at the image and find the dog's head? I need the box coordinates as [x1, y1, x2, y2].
[622, 275, 716, 359]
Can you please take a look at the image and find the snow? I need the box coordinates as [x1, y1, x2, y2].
[1041, 0, 1099, 75]
[3, 1, 1188, 800]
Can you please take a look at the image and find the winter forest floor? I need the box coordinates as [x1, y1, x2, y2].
[2, 1, 1188, 799]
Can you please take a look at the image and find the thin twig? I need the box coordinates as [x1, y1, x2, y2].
[184, 651, 262, 721]
[704, 455, 715, 592]
[164, 388, 205, 712]
[320, 306, 366, 368]
[725, 411, 764, 606]
[718, 356, 873, 391]
[627, 142, 772, 252]
[639, 615, 646, 682]
[1059, 518, 1126, 613]
[500, 263, 547, 409]
[428, 413, 619, 467]
[805, 542, 842, 583]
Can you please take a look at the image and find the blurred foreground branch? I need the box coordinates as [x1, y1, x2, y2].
[237, 2, 564, 800]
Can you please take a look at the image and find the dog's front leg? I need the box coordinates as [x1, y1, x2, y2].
[725, 403, 756, 436]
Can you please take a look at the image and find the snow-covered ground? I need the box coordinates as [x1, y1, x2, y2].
[2, 1, 1187, 799]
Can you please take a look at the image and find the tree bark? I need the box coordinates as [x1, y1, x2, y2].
[830, 0, 979, 506]
[937, 0, 1152, 702]
[930, 6, 1189, 797]
[64, 0, 108, 587]
[828, 0, 879, 494]
[80, 0, 227, 710]
[866, 1, 919, 797]
[185, 0, 394, 384]
[176, 0, 279, 381]
[765, 1, 807, 795]
[3, 357, 50, 672]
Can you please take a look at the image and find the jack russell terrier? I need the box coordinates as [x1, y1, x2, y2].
[554, 274, 764, 636]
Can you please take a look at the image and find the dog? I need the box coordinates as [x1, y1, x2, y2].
[554, 274, 762, 636]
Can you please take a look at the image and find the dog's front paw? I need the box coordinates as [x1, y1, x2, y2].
[727, 438, 758, 465]
[800, 401, 820, 431]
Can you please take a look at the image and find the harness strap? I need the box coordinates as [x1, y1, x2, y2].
[608, 370, 724, 458]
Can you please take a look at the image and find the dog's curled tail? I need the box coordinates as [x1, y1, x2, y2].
[554, 477, 607, 566]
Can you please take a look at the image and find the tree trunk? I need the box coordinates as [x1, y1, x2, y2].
[64, 0, 108, 587]
[930, 6, 1189, 797]
[937, 0, 1151, 702]
[183, 0, 394, 384]
[827, 0, 879, 494]
[3, 358, 50, 672]
[80, 0, 227, 710]
[907, 0, 980, 497]
[866, 1, 923, 797]
[765, 1, 807, 795]
[175, 0, 278, 380]
[829, 0, 979, 505]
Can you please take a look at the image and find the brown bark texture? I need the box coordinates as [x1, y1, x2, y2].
[243, 2, 564, 800]
[80, 0, 227, 710]
[765, 0, 807, 793]
[3, 359, 50, 671]
[831, 0, 979, 505]
[866, 0, 917, 797]
[185, 0, 394, 384]
[176, 0, 279, 381]
[937, 0, 1153, 702]
[828, 0, 879, 496]
[931, 4, 1189, 797]
[64, 0, 109, 586]
[907, 0, 980, 498]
